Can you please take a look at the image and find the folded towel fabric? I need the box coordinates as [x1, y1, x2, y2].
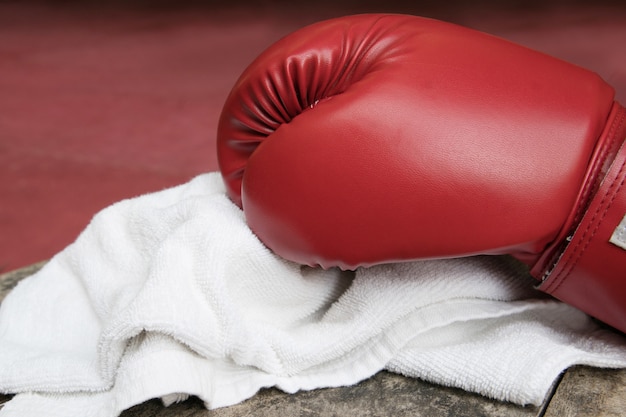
[1, 173, 625, 417]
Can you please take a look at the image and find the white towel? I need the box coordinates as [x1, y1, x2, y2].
[1, 172, 625, 417]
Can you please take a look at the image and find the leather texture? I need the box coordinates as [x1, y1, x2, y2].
[218, 14, 626, 332]
[539, 104, 626, 333]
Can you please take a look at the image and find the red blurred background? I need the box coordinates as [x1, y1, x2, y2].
[1, 0, 625, 273]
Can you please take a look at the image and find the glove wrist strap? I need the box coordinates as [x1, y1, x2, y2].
[539, 103, 626, 333]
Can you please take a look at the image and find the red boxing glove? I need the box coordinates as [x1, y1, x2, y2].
[217, 14, 626, 333]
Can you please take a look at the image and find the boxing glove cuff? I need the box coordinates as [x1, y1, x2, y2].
[537, 102, 626, 333]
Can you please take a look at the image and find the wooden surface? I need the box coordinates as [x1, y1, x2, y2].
[543, 366, 626, 417]
[1, 264, 625, 416]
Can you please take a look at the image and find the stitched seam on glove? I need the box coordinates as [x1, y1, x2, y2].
[545, 147, 626, 294]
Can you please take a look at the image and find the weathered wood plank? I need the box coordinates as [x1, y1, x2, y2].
[543, 366, 626, 417]
[121, 371, 539, 417]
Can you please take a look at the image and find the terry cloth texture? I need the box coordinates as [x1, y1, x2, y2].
[1, 173, 625, 416]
